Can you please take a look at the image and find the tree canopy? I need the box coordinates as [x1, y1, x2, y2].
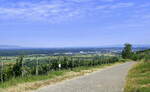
[122, 43, 133, 59]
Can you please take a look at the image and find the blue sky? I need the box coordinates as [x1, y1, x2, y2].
[0, 0, 150, 47]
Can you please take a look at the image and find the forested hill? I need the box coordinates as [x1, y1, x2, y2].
[132, 49, 150, 61]
[136, 49, 150, 54]
[0, 48, 121, 56]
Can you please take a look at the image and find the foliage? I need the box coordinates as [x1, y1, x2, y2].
[131, 49, 150, 61]
[0, 55, 120, 85]
[124, 48, 150, 92]
[12, 56, 23, 77]
[122, 43, 133, 59]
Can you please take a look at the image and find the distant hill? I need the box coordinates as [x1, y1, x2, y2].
[0, 45, 22, 49]
[0, 44, 150, 49]
[137, 49, 150, 54]
[96, 44, 150, 48]
[132, 44, 150, 48]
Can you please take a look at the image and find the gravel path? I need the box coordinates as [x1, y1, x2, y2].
[35, 62, 135, 92]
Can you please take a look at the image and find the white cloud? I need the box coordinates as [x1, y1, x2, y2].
[139, 3, 150, 8]
[96, 3, 133, 10]
[0, 2, 82, 22]
[99, 0, 116, 2]
[0, 1, 136, 23]
[109, 2, 134, 9]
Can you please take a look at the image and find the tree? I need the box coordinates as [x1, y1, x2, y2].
[122, 43, 133, 59]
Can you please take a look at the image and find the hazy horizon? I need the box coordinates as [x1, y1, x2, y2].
[0, 44, 150, 48]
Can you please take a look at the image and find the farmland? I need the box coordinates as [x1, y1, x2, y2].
[0, 46, 149, 92]
[0, 48, 122, 89]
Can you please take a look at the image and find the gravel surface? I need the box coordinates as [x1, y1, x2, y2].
[35, 62, 135, 92]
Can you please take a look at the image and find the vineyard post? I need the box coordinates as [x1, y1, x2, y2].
[78, 58, 80, 67]
[58, 64, 61, 70]
[106, 58, 108, 64]
[48, 57, 51, 71]
[100, 56, 101, 65]
[21, 56, 24, 77]
[0, 57, 4, 83]
[36, 56, 39, 76]
[72, 57, 75, 68]
[58, 56, 61, 70]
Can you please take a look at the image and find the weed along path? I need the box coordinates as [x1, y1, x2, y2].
[35, 62, 135, 92]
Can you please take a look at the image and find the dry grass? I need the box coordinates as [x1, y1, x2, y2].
[124, 61, 150, 92]
[3, 70, 94, 92]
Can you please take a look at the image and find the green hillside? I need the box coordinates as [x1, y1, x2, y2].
[124, 49, 150, 92]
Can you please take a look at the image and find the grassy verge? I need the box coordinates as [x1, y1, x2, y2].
[0, 62, 122, 92]
[0, 70, 66, 88]
[124, 61, 150, 92]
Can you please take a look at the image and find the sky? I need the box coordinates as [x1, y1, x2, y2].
[0, 0, 150, 48]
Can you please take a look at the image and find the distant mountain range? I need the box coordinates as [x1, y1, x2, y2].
[104, 44, 150, 48]
[132, 44, 150, 48]
[0, 45, 22, 49]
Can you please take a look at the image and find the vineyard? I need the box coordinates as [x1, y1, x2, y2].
[0, 55, 120, 85]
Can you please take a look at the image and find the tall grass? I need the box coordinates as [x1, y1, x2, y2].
[124, 61, 150, 92]
[0, 70, 66, 88]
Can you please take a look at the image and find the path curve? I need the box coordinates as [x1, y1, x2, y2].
[35, 62, 135, 92]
